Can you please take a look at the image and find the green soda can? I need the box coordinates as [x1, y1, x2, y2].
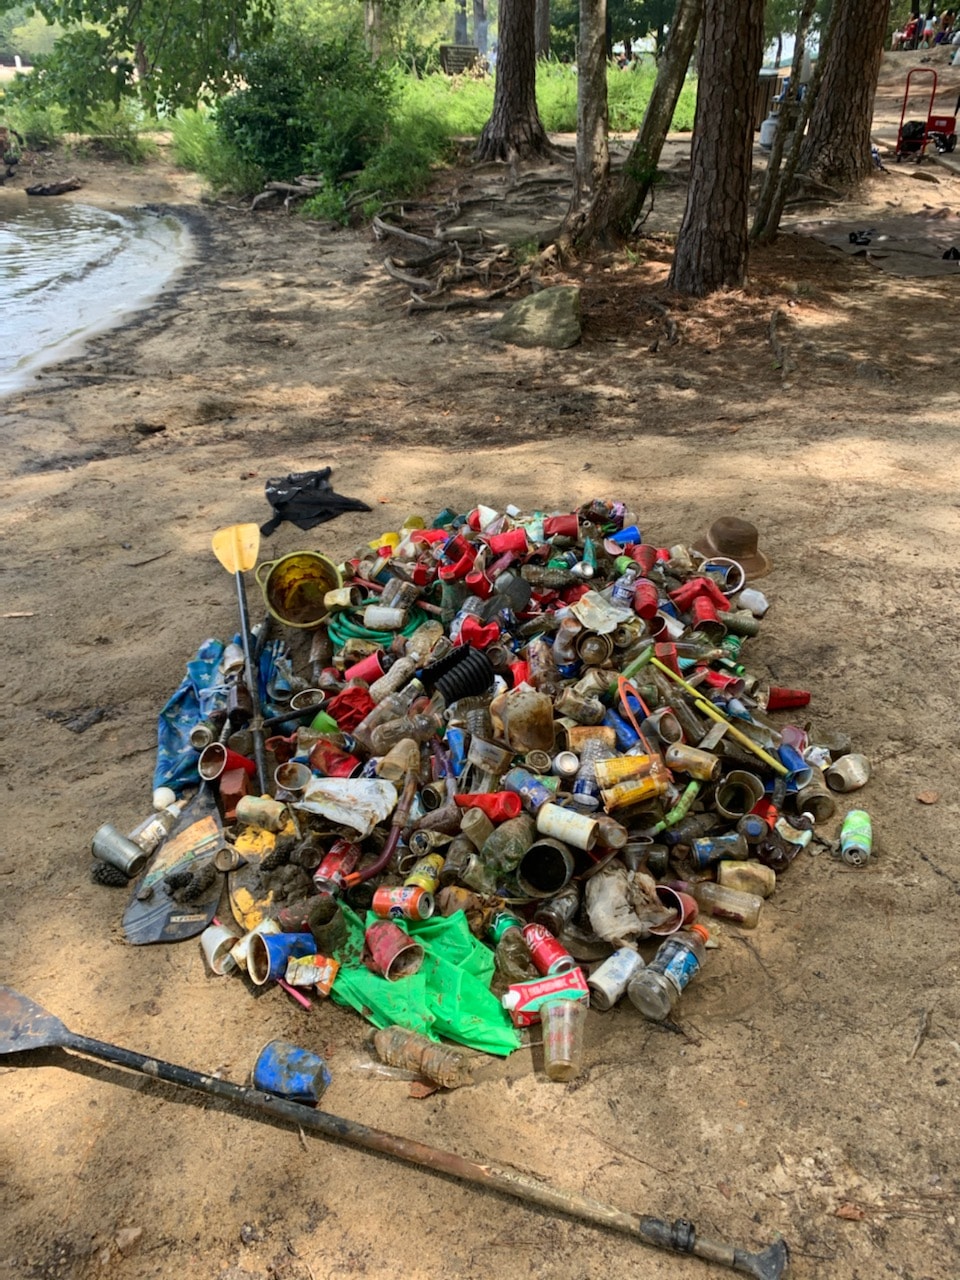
[838, 810, 872, 867]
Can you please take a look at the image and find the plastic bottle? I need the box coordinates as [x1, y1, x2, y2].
[372, 1026, 474, 1089]
[489, 910, 538, 984]
[689, 881, 762, 928]
[480, 813, 536, 876]
[369, 700, 445, 755]
[627, 924, 710, 1022]
[533, 882, 581, 934]
[127, 802, 184, 855]
[572, 738, 616, 809]
[368, 656, 420, 703]
[351, 682, 423, 751]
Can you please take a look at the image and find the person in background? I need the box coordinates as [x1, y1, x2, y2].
[934, 9, 955, 41]
[892, 15, 919, 48]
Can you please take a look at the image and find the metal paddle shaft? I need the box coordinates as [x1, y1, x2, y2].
[0, 988, 787, 1280]
[211, 524, 268, 794]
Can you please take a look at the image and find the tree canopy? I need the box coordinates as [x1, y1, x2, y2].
[1, 0, 278, 121]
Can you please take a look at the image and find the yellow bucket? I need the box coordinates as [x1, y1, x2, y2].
[255, 552, 342, 629]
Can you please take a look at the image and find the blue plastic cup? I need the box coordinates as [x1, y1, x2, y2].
[777, 744, 813, 789]
[610, 525, 642, 546]
[248, 931, 315, 986]
[252, 1040, 331, 1104]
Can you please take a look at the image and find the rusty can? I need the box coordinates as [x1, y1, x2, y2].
[403, 853, 445, 893]
[371, 884, 435, 921]
[312, 839, 362, 895]
[664, 743, 722, 781]
[522, 922, 578, 976]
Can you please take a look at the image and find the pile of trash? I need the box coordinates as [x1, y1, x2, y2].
[91, 497, 873, 1089]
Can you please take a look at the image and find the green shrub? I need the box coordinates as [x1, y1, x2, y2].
[169, 107, 265, 195]
[3, 94, 65, 148]
[81, 101, 156, 163]
[215, 33, 391, 184]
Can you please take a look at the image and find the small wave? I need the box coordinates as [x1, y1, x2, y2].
[0, 202, 191, 397]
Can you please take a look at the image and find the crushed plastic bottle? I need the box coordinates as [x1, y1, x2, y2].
[372, 1025, 474, 1089]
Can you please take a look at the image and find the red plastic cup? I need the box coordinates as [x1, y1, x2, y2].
[438, 550, 477, 582]
[308, 738, 363, 779]
[508, 660, 531, 687]
[689, 594, 725, 637]
[632, 579, 659, 620]
[198, 742, 256, 781]
[454, 791, 522, 822]
[543, 514, 579, 539]
[629, 544, 658, 574]
[699, 668, 745, 697]
[464, 569, 493, 599]
[484, 528, 529, 556]
[653, 642, 681, 675]
[343, 651, 386, 683]
[649, 885, 700, 936]
[766, 686, 811, 711]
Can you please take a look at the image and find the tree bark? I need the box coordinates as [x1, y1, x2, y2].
[364, 0, 385, 58]
[473, 0, 489, 54]
[752, 0, 817, 240]
[669, 0, 764, 296]
[571, 0, 609, 208]
[535, 0, 551, 58]
[797, 0, 890, 187]
[475, 0, 551, 161]
[455, 0, 469, 45]
[557, 0, 702, 249]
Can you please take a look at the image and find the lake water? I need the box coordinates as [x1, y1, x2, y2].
[0, 199, 191, 398]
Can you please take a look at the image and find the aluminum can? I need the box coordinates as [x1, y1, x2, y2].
[522, 922, 577, 976]
[838, 809, 872, 867]
[587, 947, 645, 1011]
[312, 839, 362, 894]
[403, 854, 445, 894]
[371, 884, 435, 921]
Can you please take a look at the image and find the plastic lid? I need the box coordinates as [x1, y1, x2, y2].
[689, 923, 711, 943]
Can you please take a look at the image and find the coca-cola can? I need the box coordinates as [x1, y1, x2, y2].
[372, 884, 435, 921]
[522, 922, 577, 976]
[312, 839, 361, 894]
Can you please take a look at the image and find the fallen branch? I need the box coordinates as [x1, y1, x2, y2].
[26, 177, 82, 196]
[372, 215, 442, 251]
[406, 268, 531, 313]
[382, 256, 436, 291]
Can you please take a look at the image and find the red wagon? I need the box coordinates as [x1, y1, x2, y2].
[895, 68, 958, 161]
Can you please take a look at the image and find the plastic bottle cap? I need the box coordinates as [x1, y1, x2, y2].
[688, 923, 710, 943]
[152, 787, 177, 811]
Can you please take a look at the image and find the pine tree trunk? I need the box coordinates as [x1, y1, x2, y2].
[475, 0, 551, 161]
[798, 0, 890, 187]
[571, 0, 609, 209]
[669, 0, 764, 296]
[535, 0, 551, 58]
[558, 0, 702, 249]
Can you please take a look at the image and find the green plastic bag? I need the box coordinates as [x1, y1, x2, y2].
[330, 904, 520, 1056]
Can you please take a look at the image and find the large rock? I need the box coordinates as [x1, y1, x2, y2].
[490, 285, 581, 349]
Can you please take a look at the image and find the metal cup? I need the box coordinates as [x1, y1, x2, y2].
[825, 753, 871, 793]
[91, 824, 149, 877]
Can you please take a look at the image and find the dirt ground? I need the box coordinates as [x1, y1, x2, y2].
[2, 49, 960, 1280]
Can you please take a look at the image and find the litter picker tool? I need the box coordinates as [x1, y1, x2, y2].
[212, 523, 268, 794]
[0, 986, 789, 1280]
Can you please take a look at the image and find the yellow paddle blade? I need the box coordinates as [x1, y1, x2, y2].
[212, 524, 260, 574]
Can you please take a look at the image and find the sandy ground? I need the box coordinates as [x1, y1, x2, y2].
[2, 50, 960, 1280]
